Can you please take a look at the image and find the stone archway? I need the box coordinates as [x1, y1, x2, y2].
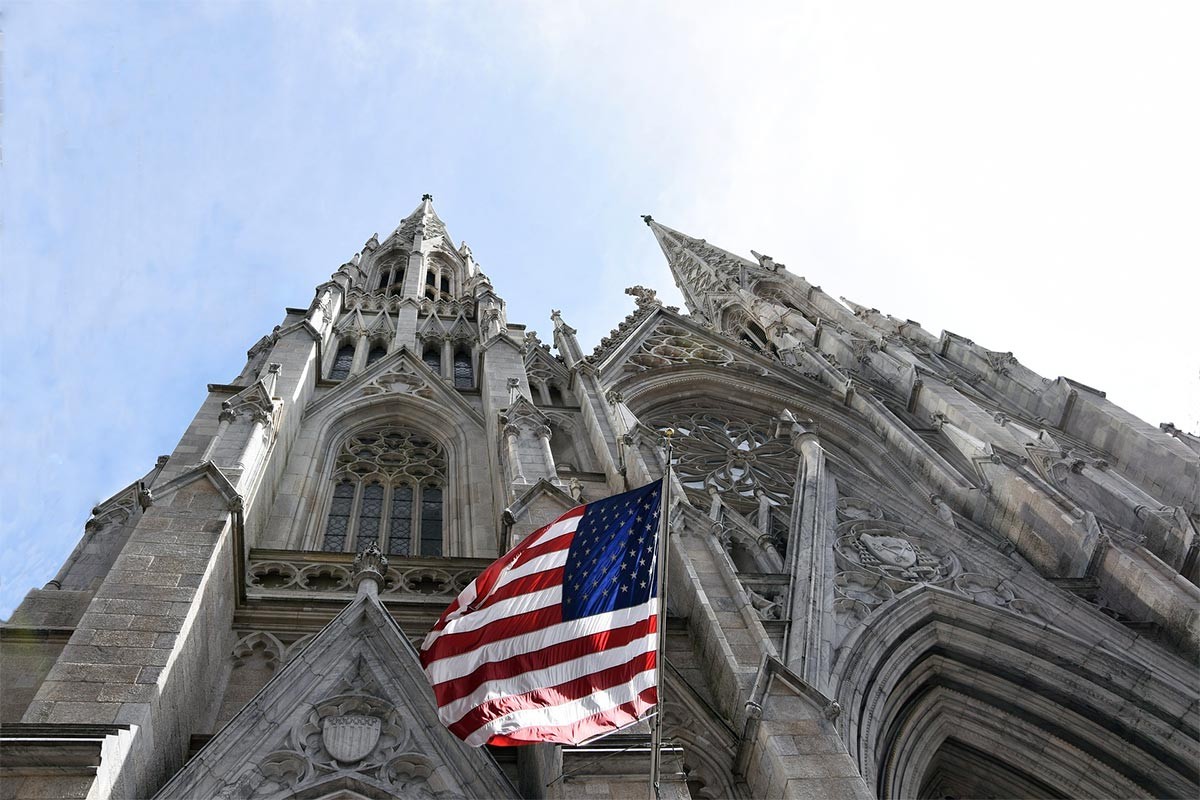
[832, 588, 1199, 799]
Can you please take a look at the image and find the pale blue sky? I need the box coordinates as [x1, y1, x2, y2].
[2, 1, 1197, 617]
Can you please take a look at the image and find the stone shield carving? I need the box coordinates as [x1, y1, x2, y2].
[834, 519, 959, 588]
[860, 534, 917, 568]
[322, 714, 382, 764]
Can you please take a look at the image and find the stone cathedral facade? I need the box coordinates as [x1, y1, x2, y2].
[2, 197, 1198, 800]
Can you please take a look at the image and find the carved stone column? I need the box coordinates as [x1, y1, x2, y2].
[200, 405, 237, 464]
[441, 338, 453, 381]
[756, 489, 773, 537]
[779, 411, 833, 687]
[504, 424, 526, 484]
[535, 425, 558, 484]
[350, 331, 370, 375]
[234, 408, 271, 473]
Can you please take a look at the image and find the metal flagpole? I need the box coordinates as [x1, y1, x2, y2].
[649, 429, 674, 800]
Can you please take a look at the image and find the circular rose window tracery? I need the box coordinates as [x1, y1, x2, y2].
[647, 408, 797, 513]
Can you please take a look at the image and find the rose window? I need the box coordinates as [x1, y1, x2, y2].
[648, 409, 797, 513]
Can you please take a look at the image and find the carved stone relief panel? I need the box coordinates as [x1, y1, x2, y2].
[215, 659, 456, 800]
[359, 363, 435, 400]
[831, 516, 1051, 638]
[834, 519, 960, 589]
[624, 323, 738, 373]
[247, 555, 474, 600]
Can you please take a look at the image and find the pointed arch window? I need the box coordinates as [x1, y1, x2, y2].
[376, 262, 405, 295]
[328, 343, 355, 381]
[423, 344, 442, 374]
[453, 349, 473, 389]
[367, 343, 387, 367]
[322, 481, 355, 552]
[320, 426, 447, 556]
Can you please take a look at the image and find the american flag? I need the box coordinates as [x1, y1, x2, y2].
[419, 480, 664, 747]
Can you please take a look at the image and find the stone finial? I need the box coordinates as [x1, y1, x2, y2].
[352, 543, 389, 598]
[777, 408, 818, 450]
[642, 214, 654, 225]
[624, 285, 660, 308]
[750, 250, 784, 271]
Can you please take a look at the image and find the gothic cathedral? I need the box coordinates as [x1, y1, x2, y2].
[3, 197, 1198, 799]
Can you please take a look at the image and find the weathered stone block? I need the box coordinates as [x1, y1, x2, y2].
[46, 701, 121, 724]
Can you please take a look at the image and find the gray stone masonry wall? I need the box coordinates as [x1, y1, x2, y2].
[744, 679, 871, 800]
[19, 477, 236, 800]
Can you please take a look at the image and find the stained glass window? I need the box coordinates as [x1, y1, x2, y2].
[453, 350, 473, 389]
[329, 344, 355, 381]
[420, 486, 444, 557]
[320, 426, 446, 555]
[322, 481, 355, 552]
[388, 486, 414, 555]
[423, 347, 441, 374]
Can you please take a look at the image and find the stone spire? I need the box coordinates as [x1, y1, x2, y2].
[643, 215, 773, 324]
[391, 193, 452, 250]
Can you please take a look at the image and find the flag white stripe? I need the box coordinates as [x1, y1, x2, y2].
[530, 513, 583, 545]
[438, 632, 657, 726]
[463, 667, 658, 747]
[419, 514, 582, 650]
[425, 600, 657, 684]
[491, 549, 570, 589]
[433, 586, 563, 638]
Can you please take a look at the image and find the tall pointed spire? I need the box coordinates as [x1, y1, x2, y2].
[391, 193, 451, 248]
[643, 215, 771, 322]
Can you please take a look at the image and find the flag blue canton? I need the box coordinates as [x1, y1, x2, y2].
[562, 481, 663, 621]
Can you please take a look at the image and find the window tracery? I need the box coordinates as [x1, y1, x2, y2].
[422, 345, 441, 374]
[366, 343, 387, 367]
[328, 343, 355, 381]
[453, 349, 473, 389]
[647, 407, 797, 513]
[627, 324, 735, 373]
[376, 261, 405, 295]
[320, 426, 447, 556]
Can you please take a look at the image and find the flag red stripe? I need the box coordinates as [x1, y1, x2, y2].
[424, 513, 580, 640]
[422, 604, 565, 664]
[449, 651, 656, 739]
[453, 566, 566, 618]
[432, 616, 657, 707]
[418, 483, 664, 748]
[424, 601, 657, 685]
[482, 690, 658, 746]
